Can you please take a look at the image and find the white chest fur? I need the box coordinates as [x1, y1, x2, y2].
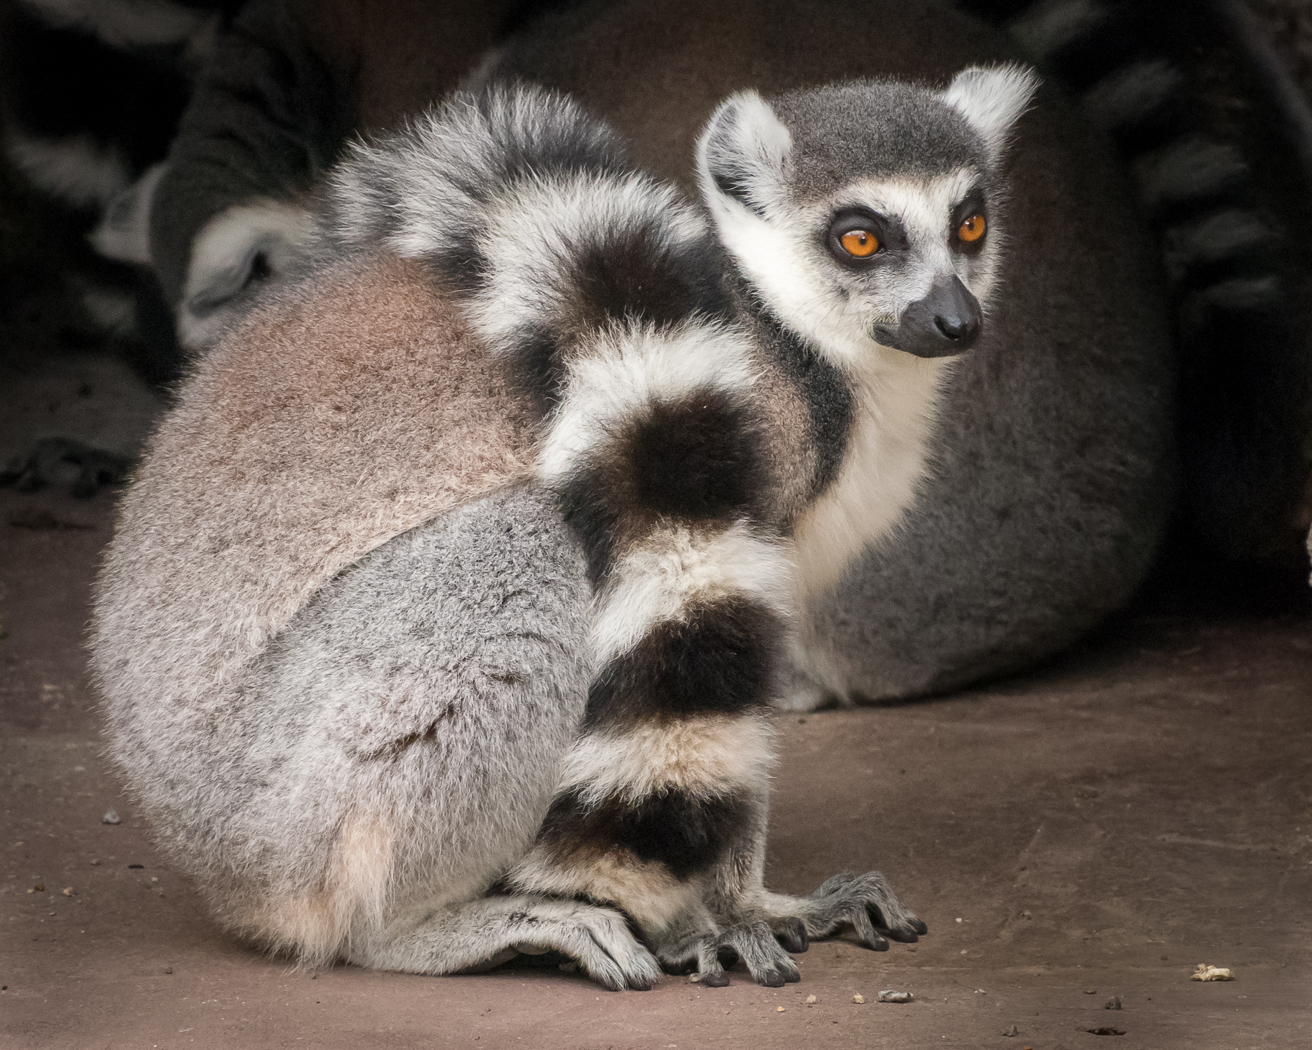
[791, 349, 953, 604]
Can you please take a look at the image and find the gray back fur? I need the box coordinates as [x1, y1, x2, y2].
[107, 483, 592, 962]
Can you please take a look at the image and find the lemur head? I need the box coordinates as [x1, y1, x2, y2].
[696, 66, 1039, 371]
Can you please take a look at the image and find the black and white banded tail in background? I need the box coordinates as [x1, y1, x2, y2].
[965, 0, 1312, 572]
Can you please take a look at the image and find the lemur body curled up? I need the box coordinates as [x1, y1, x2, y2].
[94, 70, 1039, 985]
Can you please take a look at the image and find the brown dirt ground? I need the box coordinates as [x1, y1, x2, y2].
[2, 356, 1311, 1050]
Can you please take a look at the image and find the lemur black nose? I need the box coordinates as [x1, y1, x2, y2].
[876, 275, 983, 358]
[935, 312, 979, 343]
[925, 275, 981, 351]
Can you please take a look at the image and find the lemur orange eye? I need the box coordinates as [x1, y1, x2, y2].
[958, 214, 986, 243]
[840, 229, 879, 257]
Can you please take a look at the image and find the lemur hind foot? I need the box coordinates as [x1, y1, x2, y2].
[652, 870, 925, 986]
[351, 895, 663, 991]
[781, 871, 928, 949]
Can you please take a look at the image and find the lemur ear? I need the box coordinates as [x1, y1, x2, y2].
[696, 90, 793, 217]
[941, 64, 1041, 163]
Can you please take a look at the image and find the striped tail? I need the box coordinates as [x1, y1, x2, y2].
[330, 86, 796, 933]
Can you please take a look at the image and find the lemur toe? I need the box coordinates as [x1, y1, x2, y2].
[880, 919, 919, 943]
[776, 917, 809, 953]
[758, 954, 802, 986]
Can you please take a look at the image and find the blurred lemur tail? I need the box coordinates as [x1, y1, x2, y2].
[980, 0, 1312, 568]
[0, 0, 227, 384]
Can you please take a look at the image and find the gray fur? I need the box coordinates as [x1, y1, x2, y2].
[148, 0, 344, 319]
[1162, 210, 1276, 282]
[772, 81, 989, 191]
[1082, 59, 1184, 130]
[101, 482, 669, 982]
[1134, 137, 1248, 207]
[1008, 0, 1106, 60]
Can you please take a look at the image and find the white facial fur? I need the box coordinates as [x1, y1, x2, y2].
[696, 68, 1038, 598]
[941, 64, 1041, 164]
[697, 66, 1037, 379]
[706, 166, 999, 375]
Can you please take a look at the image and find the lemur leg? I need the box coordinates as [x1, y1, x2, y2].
[708, 798, 928, 954]
[169, 485, 658, 988]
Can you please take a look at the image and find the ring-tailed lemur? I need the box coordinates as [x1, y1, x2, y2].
[95, 68, 1041, 985]
[8, 1, 1308, 580]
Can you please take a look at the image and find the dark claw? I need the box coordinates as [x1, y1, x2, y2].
[910, 918, 928, 935]
[885, 926, 919, 943]
[866, 933, 890, 951]
[777, 919, 809, 954]
[702, 970, 731, 988]
[758, 969, 786, 988]
[783, 968, 801, 984]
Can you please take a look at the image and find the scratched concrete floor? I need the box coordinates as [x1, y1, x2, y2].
[1, 351, 1310, 1050]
